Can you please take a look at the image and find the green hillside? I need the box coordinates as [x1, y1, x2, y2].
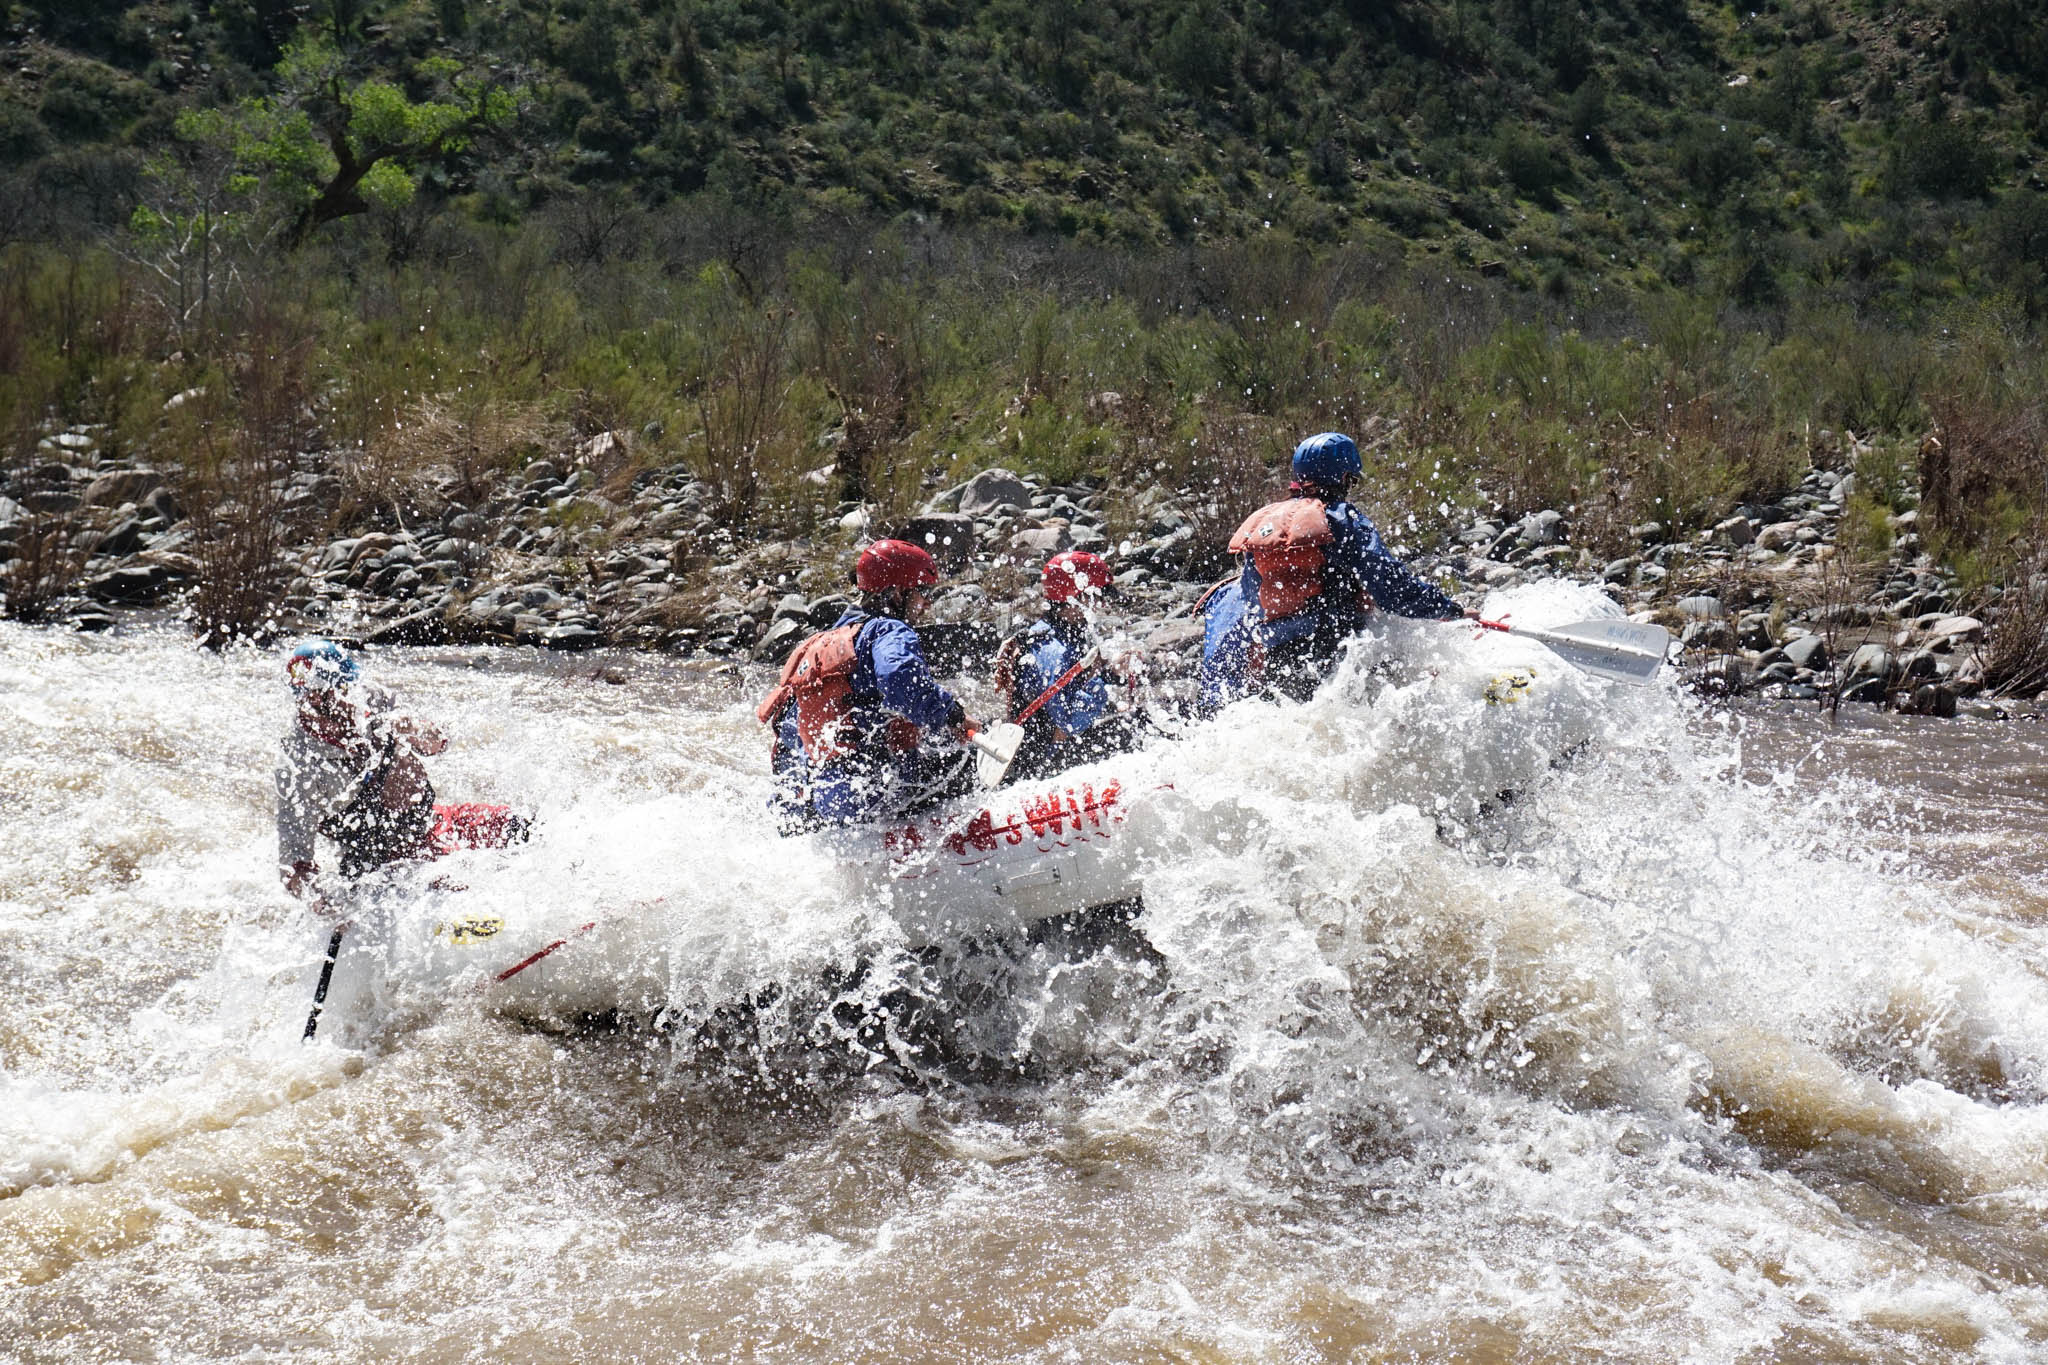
[5, 0, 2047, 311]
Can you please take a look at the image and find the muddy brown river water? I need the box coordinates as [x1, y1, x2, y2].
[5, 597, 2048, 1363]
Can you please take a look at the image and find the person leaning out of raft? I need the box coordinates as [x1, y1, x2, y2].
[760, 539, 979, 832]
[1201, 432, 1480, 708]
[277, 639, 526, 903]
[990, 550, 1143, 784]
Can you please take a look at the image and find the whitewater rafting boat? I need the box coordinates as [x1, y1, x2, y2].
[296, 603, 1668, 1040]
[818, 762, 1163, 948]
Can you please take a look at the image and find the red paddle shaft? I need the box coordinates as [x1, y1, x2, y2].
[494, 921, 597, 983]
[1013, 648, 1100, 726]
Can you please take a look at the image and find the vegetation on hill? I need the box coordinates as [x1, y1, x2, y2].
[2, 1, 2045, 657]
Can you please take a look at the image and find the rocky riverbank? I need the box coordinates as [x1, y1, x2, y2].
[2, 425, 2035, 720]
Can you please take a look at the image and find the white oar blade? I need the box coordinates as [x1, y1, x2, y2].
[972, 723, 1025, 787]
[1519, 619, 1670, 685]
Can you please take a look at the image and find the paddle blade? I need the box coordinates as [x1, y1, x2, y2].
[1518, 619, 1670, 685]
[972, 722, 1025, 787]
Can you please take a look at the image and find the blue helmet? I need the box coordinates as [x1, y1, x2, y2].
[1290, 432, 1362, 488]
[286, 638, 359, 692]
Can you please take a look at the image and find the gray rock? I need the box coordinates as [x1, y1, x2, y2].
[83, 564, 172, 604]
[1903, 684, 1958, 718]
[1809, 603, 1872, 628]
[929, 585, 989, 624]
[1681, 619, 1737, 651]
[807, 595, 852, 628]
[1713, 515, 1756, 547]
[1736, 612, 1774, 650]
[1925, 615, 1985, 644]
[1754, 521, 1800, 552]
[753, 616, 806, 663]
[348, 534, 399, 569]
[1898, 649, 1939, 681]
[1010, 525, 1071, 556]
[1628, 521, 1665, 544]
[1675, 595, 1723, 620]
[1517, 509, 1566, 545]
[895, 512, 976, 571]
[772, 593, 810, 623]
[1783, 635, 1830, 671]
[922, 480, 969, 513]
[522, 460, 561, 487]
[318, 539, 361, 574]
[89, 518, 147, 558]
[958, 468, 1033, 517]
[1459, 521, 1504, 546]
[539, 623, 603, 650]
[1845, 643, 1896, 683]
[363, 608, 448, 646]
[21, 490, 80, 514]
[369, 564, 421, 597]
[81, 469, 163, 507]
[1841, 676, 1888, 703]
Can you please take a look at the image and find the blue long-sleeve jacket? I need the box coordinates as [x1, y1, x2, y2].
[1198, 579, 1255, 713]
[1010, 618, 1109, 736]
[1239, 499, 1463, 650]
[809, 610, 959, 823]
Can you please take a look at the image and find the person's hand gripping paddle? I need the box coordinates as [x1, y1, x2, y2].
[968, 646, 1101, 787]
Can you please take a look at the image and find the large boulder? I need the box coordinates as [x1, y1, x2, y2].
[81, 469, 164, 508]
[83, 563, 173, 604]
[1844, 643, 1896, 684]
[893, 512, 976, 571]
[1782, 635, 1830, 671]
[1713, 515, 1756, 548]
[958, 468, 1032, 517]
[88, 518, 147, 558]
[362, 608, 448, 646]
[1516, 509, 1567, 546]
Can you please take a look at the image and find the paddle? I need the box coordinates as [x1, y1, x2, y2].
[492, 920, 598, 984]
[302, 922, 347, 1042]
[1475, 616, 1671, 685]
[972, 645, 1102, 786]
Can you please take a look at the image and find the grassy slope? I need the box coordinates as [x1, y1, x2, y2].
[3, 1, 2045, 311]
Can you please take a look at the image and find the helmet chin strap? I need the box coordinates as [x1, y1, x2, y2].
[1290, 477, 1350, 500]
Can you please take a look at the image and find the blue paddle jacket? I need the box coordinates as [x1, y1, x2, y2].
[1008, 616, 1111, 737]
[1202, 500, 1462, 709]
[782, 610, 961, 824]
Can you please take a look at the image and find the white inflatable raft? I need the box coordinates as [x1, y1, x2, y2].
[818, 763, 1162, 948]
[295, 596, 1660, 1038]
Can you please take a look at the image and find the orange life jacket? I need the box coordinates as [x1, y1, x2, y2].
[1228, 498, 1335, 623]
[755, 620, 918, 762]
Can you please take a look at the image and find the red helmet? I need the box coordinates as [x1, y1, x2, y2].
[854, 539, 940, 593]
[1041, 550, 1113, 603]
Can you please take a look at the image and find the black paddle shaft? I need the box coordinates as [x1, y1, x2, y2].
[302, 923, 348, 1042]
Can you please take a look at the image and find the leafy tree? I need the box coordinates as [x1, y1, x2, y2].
[1157, 3, 1236, 94]
[265, 35, 517, 240]
[1884, 115, 1997, 201]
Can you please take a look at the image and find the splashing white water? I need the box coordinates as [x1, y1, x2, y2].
[6, 606, 2048, 1360]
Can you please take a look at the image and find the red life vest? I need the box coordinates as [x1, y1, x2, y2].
[755, 621, 918, 761]
[1228, 498, 1334, 623]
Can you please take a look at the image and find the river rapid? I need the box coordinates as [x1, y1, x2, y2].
[6, 592, 2048, 1363]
